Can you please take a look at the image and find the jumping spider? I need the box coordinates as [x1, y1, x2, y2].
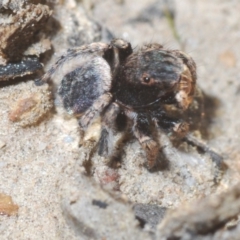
[36, 39, 223, 170]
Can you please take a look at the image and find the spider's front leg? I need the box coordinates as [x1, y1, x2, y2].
[132, 113, 161, 169]
[98, 103, 128, 164]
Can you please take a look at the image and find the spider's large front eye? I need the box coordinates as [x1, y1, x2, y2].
[141, 73, 155, 85]
[143, 77, 150, 83]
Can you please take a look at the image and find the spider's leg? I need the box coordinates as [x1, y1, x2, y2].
[98, 103, 120, 156]
[78, 92, 112, 129]
[98, 103, 128, 163]
[132, 113, 160, 169]
[183, 133, 226, 184]
[110, 39, 133, 77]
[153, 111, 189, 138]
[35, 42, 111, 86]
[183, 133, 226, 175]
[154, 111, 225, 181]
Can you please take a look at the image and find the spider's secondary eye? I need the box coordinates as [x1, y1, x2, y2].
[143, 77, 150, 83]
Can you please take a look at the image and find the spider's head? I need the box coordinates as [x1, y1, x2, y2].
[122, 48, 196, 110]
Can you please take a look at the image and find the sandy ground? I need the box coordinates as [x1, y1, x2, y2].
[1, 0, 240, 239]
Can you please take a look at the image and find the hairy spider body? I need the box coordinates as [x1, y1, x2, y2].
[37, 39, 197, 169]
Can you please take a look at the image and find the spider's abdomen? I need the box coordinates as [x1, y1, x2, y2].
[58, 56, 111, 115]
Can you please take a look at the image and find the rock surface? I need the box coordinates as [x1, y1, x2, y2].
[0, 2, 52, 67]
[60, 173, 151, 240]
[157, 184, 240, 239]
